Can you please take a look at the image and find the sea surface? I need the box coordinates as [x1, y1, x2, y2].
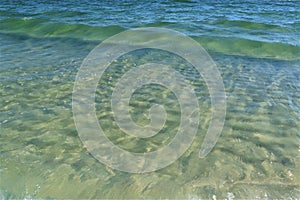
[0, 0, 299, 199]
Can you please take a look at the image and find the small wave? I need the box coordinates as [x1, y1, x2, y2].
[193, 36, 300, 61]
[0, 18, 125, 41]
[211, 19, 290, 32]
[1, 18, 299, 60]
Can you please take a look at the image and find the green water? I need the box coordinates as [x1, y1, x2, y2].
[1, 0, 300, 199]
[1, 17, 299, 60]
[1, 34, 299, 198]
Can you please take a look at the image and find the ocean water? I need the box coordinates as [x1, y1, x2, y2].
[0, 0, 299, 199]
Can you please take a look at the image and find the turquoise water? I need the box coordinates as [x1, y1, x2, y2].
[1, 0, 299, 199]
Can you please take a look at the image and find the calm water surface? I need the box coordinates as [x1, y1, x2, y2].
[0, 0, 299, 199]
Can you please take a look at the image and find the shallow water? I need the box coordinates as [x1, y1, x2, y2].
[1, 0, 299, 199]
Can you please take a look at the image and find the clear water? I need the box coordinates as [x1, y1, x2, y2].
[0, 0, 299, 199]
